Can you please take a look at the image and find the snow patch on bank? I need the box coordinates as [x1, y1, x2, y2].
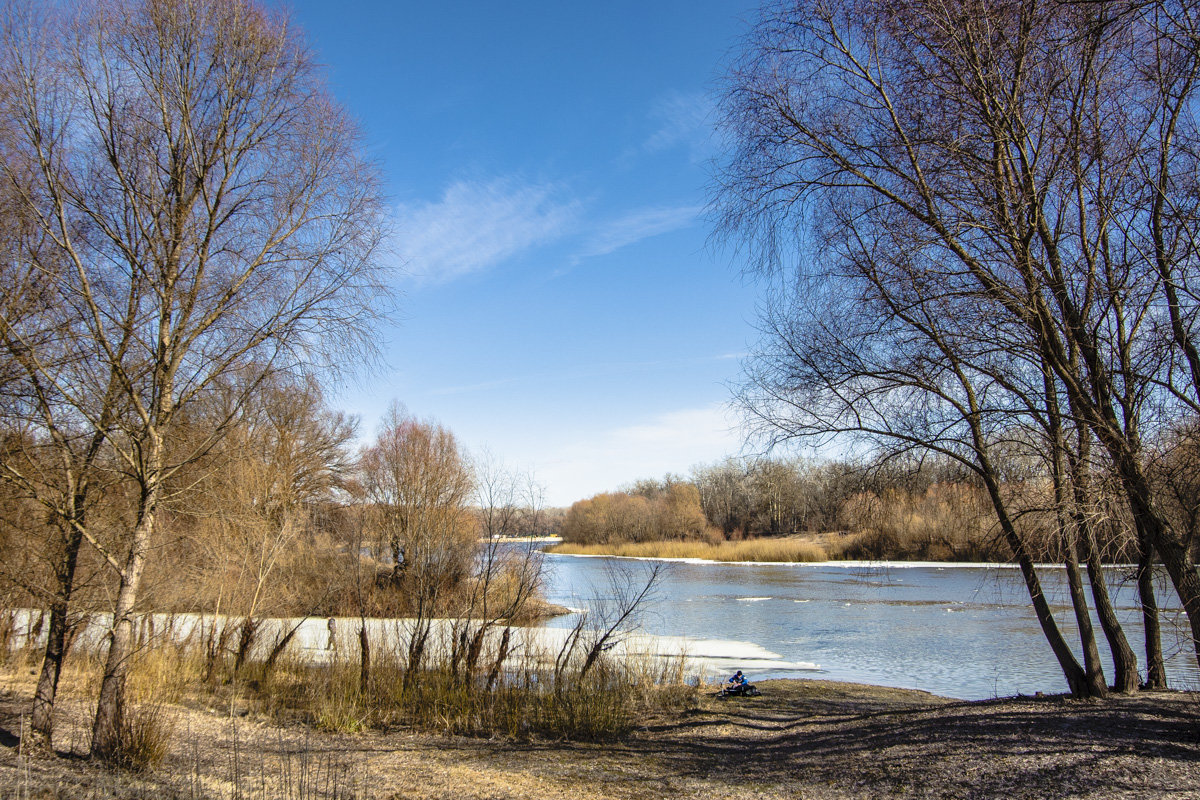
[3, 609, 820, 677]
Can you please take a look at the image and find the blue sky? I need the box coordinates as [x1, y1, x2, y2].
[286, 1, 765, 506]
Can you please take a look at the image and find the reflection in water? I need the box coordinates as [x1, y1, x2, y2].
[541, 553, 1198, 700]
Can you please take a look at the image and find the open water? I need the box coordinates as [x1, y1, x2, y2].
[541, 552, 1199, 700]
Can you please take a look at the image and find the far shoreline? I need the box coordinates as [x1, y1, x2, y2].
[545, 549, 1016, 569]
[544, 541, 1132, 570]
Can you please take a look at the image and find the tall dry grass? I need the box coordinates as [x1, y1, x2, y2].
[834, 486, 1006, 561]
[243, 639, 695, 741]
[549, 539, 828, 563]
[6, 614, 698, 746]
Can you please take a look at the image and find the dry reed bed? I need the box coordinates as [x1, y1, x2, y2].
[549, 539, 829, 562]
[0, 613, 700, 773]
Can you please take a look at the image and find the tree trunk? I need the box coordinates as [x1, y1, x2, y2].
[233, 617, 258, 675]
[1092, 425, 1200, 668]
[1064, 545, 1107, 698]
[262, 622, 302, 679]
[30, 522, 84, 746]
[465, 626, 488, 676]
[203, 616, 234, 685]
[485, 627, 511, 692]
[1137, 540, 1168, 689]
[1147, 525, 1200, 667]
[1067, 421, 1139, 693]
[90, 501, 156, 761]
[981, 477, 1089, 696]
[30, 601, 71, 747]
[1078, 530, 1139, 693]
[403, 616, 430, 692]
[358, 622, 371, 696]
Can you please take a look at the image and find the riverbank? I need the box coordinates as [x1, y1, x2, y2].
[548, 531, 1011, 563]
[3, 677, 1195, 799]
[549, 538, 828, 563]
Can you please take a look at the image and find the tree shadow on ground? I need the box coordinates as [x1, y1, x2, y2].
[637, 690, 1200, 797]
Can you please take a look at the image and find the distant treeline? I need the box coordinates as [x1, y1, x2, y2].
[560, 454, 1160, 563]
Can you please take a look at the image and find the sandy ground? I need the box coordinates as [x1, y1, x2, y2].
[1, 678, 1198, 799]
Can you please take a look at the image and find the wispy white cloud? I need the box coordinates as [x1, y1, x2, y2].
[578, 205, 702, 260]
[396, 178, 579, 284]
[643, 91, 716, 161]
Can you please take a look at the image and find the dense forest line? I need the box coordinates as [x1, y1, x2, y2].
[1, 383, 560, 621]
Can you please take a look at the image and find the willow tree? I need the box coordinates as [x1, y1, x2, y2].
[714, 0, 1200, 687]
[0, 0, 386, 759]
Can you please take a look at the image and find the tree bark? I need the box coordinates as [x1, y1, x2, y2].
[1137, 537, 1168, 689]
[358, 622, 371, 696]
[1064, 545, 1107, 698]
[30, 523, 84, 745]
[1082, 534, 1140, 693]
[90, 497, 156, 761]
[30, 602, 71, 746]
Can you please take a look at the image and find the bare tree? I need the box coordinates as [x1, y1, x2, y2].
[450, 455, 545, 683]
[172, 374, 357, 674]
[714, 0, 1200, 680]
[0, 0, 387, 759]
[361, 404, 475, 684]
[0, 53, 130, 743]
[554, 562, 664, 683]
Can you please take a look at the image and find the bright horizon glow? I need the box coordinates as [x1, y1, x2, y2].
[288, 1, 768, 507]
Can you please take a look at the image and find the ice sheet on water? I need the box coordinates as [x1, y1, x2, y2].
[621, 633, 820, 674]
[3, 609, 822, 676]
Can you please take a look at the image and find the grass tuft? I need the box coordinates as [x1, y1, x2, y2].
[110, 701, 174, 771]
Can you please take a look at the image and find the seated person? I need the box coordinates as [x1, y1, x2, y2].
[728, 670, 747, 688]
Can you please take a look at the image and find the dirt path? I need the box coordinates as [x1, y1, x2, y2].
[2, 679, 1197, 799]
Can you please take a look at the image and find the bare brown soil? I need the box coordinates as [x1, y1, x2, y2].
[1, 678, 1197, 799]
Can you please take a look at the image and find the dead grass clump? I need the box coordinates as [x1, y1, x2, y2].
[127, 643, 200, 707]
[108, 701, 174, 771]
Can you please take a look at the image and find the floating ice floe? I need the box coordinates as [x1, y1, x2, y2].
[620, 633, 820, 675]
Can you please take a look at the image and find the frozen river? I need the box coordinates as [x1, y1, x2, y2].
[8, 553, 1196, 701]
[541, 553, 1200, 699]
